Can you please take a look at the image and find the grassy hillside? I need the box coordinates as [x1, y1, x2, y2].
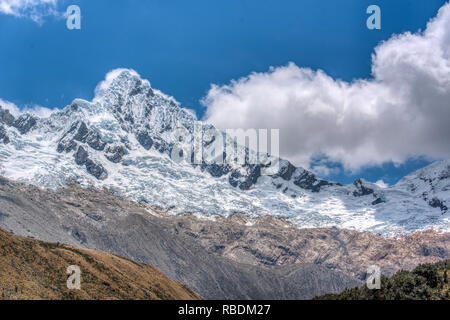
[315, 260, 450, 300]
[0, 227, 200, 300]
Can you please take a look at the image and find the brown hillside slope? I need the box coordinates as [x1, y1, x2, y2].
[0, 227, 200, 300]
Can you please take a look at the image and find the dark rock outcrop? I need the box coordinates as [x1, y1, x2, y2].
[58, 122, 83, 153]
[372, 197, 385, 205]
[353, 179, 375, 197]
[0, 107, 15, 126]
[136, 131, 153, 150]
[74, 146, 88, 165]
[13, 114, 37, 134]
[72, 122, 106, 151]
[0, 125, 10, 144]
[57, 139, 77, 153]
[293, 170, 334, 193]
[72, 121, 89, 141]
[202, 162, 231, 178]
[428, 198, 448, 213]
[229, 165, 262, 190]
[86, 132, 106, 151]
[152, 138, 171, 154]
[73, 146, 107, 180]
[277, 162, 297, 181]
[146, 87, 155, 98]
[85, 159, 108, 180]
[58, 121, 106, 153]
[105, 145, 126, 163]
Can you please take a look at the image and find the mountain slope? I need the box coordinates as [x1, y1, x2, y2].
[0, 69, 448, 236]
[0, 176, 361, 299]
[0, 226, 200, 300]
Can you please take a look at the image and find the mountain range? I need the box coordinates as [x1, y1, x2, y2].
[0, 69, 448, 236]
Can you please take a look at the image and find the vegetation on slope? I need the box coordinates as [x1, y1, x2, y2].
[0, 227, 200, 300]
[315, 260, 449, 300]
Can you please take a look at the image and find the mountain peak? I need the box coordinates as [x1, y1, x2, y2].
[92, 69, 155, 110]
[94, 69, 145, 99]
[92, 69, 179, 108]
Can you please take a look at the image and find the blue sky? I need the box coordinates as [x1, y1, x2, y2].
[0, 0, 448, 185]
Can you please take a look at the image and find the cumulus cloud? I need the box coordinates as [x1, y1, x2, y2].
[202, 3, 450, 172]
[0, 0, 60, 24]
[0, 98, 57, 118]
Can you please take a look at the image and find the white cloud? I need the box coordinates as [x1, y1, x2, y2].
[0, 98, 57, 118]
[310, 164, 340, 177]
[375, 180, 389, 189]
[0, 0, 60, 24]
[202, 3, 450, 172]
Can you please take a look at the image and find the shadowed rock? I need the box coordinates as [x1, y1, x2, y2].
[13, 114, 37, 134]
[136, 131, 153, 150]
[0, 125, 10, 144]
[74, 146, 88, 165]
[293, 170, 335, 193]
[105, 145, 126, 163]
[85, 159, 108, 180]
[353, 179, 375, 197]
[0, 107, 15, 126]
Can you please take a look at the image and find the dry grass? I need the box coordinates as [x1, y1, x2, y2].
[0, 227, 200, 300]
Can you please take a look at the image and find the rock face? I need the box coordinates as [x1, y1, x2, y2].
[13, 114, 37, 134]
[85, 159, 108, 180]
[74, 146, 88, 165]
[58, 121, 106, 155]
[428, 197, 448, 212]
[293, 169, 339, 193]
[169, 214, 450, 280]
[229, 164, 263, 190]
[0, 125, 9, 144]
[0, 107, 15, 126]
[105, 145, 126, 163]
[0, 226, 200, 300]
[0, 178, 361, 299]
[73, 146, 108, 180]
[136, 131, 153, 150]
[353, 179, 375, 197]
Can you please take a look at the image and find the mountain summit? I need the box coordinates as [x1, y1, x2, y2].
[0, 69, 448, 235]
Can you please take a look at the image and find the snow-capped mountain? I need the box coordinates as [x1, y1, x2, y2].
[0, 69, 448, 236]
